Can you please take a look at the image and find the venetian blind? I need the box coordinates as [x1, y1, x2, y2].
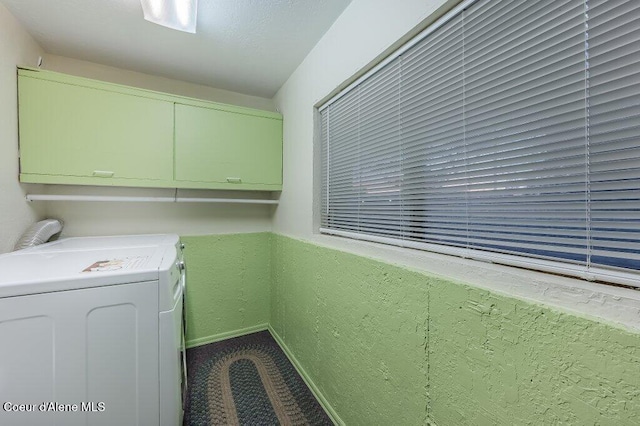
[320, 0, 640, 286]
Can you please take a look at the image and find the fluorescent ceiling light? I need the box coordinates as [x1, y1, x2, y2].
[141, 0, 197, 33]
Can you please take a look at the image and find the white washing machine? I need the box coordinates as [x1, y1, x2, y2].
[0, 234, 186, 426]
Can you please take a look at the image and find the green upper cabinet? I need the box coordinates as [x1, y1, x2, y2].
[17, 68, 283, 191]
[19, 72, 174, 187]
[174, 104, 282, 189]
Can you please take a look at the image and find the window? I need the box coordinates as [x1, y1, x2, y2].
[319, 0, 640, 287]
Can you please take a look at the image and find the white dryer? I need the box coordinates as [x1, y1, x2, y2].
[0, 234, 186, 426]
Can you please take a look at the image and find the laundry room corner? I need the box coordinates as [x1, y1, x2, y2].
[0, 2, 46, 254]
[181, 232, 272, 348]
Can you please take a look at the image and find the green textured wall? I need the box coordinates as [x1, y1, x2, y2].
[270, 234, 640, 426]
[271, 234, 430, 425]
[430, 282, 640, 425]
[181, 233, 271, 347]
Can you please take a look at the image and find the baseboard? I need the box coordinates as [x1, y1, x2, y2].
[267, 325, 345, 426]
[186, 323, 269, 349]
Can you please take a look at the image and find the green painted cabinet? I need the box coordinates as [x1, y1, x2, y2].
[19, 73, 174, 187]
[17, 68, 283, 191]
[174, 104, 282, 189]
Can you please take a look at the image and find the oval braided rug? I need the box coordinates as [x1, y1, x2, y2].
[184, 331, 333, 426]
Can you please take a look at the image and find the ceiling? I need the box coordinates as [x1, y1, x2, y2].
[1, 0, 351, 98]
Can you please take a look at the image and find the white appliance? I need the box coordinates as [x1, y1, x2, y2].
[0, 234, 186, 426]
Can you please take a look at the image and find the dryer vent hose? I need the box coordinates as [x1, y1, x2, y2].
[14, 219, 64, 251]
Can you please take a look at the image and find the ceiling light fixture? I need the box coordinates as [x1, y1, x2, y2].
[141, 0, 197, 33]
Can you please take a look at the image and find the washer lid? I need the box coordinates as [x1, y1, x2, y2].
[0, 245, 169, 298]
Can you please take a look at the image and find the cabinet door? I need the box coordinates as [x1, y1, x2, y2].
[18, 76, 174, 183]
[174, 104, 282, 186]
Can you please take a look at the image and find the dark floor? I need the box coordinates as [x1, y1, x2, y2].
[183, 331, 333, 426]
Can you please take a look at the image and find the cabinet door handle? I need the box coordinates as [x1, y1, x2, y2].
[226, 177, 242, 183]
[92, 170, 114, 178]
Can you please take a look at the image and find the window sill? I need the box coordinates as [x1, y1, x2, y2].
[307, 232, 640, 332]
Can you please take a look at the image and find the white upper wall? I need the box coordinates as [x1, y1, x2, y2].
[42, 54, 277, 112]
[0, 2, 46, 253]
[272, 0, 640, 331]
